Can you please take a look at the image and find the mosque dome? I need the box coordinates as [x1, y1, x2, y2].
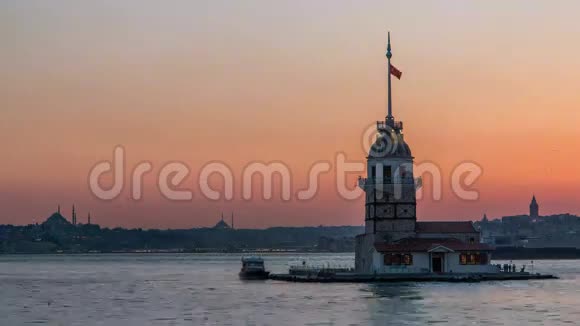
[42, 212, 71, 228]
[213, 219, 231, 229]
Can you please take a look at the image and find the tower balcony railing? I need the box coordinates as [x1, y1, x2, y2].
[358, 176, 419, 187]
[377, 120, 403, 131]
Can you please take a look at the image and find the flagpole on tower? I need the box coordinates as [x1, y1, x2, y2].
[386, 31, 393, 123]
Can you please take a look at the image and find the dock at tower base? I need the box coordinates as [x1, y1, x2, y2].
[268, 272, 558, 283]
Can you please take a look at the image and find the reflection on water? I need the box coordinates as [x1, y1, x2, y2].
[363, 284, 425, 326]
[365, 283, 423, 300]
[0, 254, 578, 325]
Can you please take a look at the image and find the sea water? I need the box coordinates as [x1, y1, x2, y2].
[0, 253, 577, 325]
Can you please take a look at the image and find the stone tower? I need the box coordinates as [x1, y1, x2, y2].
[355, 33, 421, 273]
[359, 119, 417, 242]
[530, 195, 539, 219]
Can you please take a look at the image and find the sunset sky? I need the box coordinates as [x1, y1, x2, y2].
[1, 1, 580, 228]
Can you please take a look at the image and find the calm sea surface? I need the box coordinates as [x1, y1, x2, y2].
[0, 254, 578, 325]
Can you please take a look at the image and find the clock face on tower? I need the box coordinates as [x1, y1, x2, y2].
[396, 204, 415, 218]
[383, 204, 395, 218]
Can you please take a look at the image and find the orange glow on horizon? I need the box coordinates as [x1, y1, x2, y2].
[1, 1, 580, 228]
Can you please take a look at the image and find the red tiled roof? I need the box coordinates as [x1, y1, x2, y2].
[416, 221, 477, 234]
[374, 237, 494, 253]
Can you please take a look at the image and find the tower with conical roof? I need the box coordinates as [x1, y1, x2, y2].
[358, 32, 418, 240]
[354, 34, 492, 275]
[530, 195, 539, 219]
[355, 33, 421, 272]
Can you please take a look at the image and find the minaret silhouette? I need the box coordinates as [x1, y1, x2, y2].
[231, 212, 234, 230]
[57, 205, 61, 214]
[88, 212, 91, 225]
[72, 205, 76, 225]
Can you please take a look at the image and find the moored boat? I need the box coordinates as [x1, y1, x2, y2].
[239, 256, 270, 280]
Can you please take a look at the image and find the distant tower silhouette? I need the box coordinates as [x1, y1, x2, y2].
[482, 213, 489, 223]
[72, 205, 76, 225]
[57, 205, 61, 214]
[530, 195, 539, 219]
[87, 212, 91, 225]
[231, 212, 234, 230]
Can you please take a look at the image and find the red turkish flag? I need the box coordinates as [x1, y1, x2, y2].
[390, 64, 402, 79]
